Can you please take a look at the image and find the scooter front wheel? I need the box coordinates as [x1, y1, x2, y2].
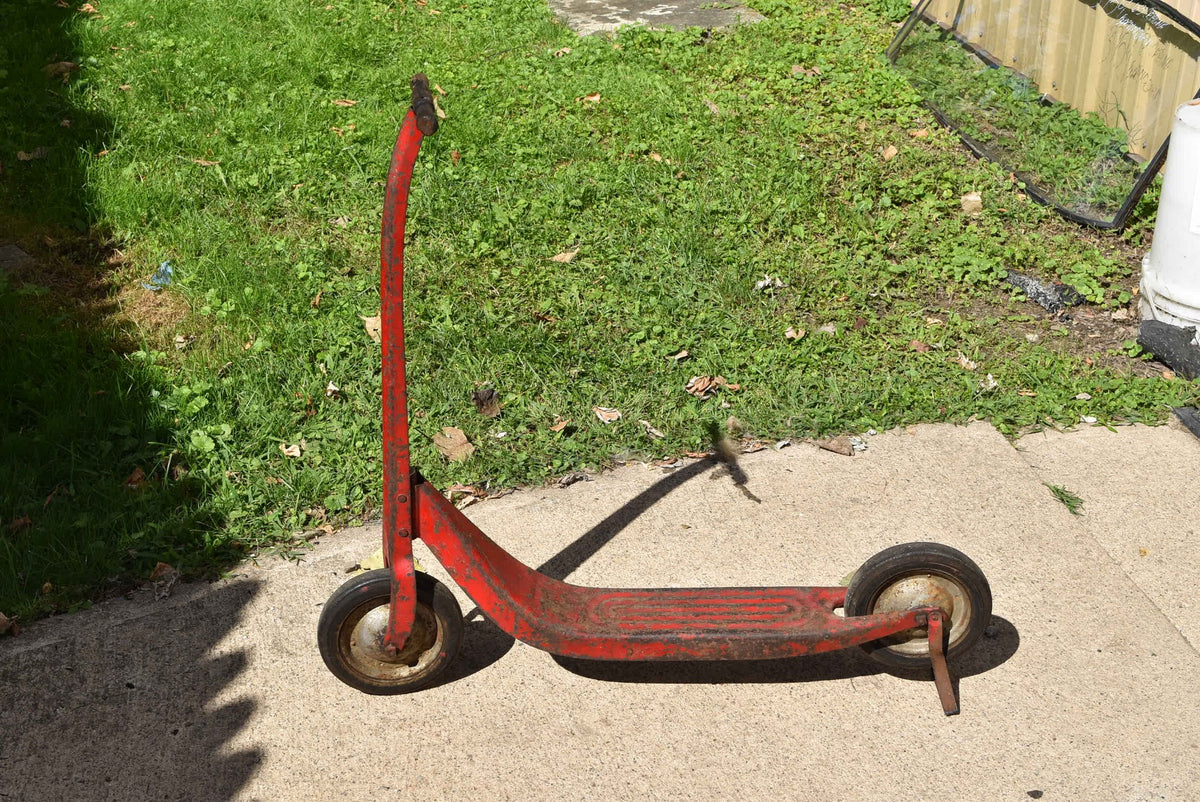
[318, 569, 464, 694]
[844, 542, 991, 670]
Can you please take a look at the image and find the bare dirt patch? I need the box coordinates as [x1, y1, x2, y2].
[1, 221, 189, 351]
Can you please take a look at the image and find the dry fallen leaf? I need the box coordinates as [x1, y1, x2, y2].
[280, 443, 302, 458]
[669, 349, 690, 362]
[1163, 370, 1176, 380]
[684, 376, 741, 399]
[9, 515, 32, 534]
[704, 98, 721, 115]
[40, 582, 53, 596]
[124, 466, 149, 490]
[639, 419, 666, 439]
[118, 84, 131, 91]
[791, 64, 821, 77]
[445, 484, 483, 510]
[332, 99, 358, 107]
[1138, 548, 1149, 557]
[79, 2, 99, 12]
[593, 406, 621, 424]
[471, 388, 501, 418]
[325, 381, 340, 398]
[815, 436, 854, 456]
[956, 351, 978, 370]
[910, 340, 931, 353]
[432, 427, 475, 461]
[961, 191, 983, 216]
[361, 314, 381, 343]
[1017, 389, 1038, 397]
[192, 158, 219, 166]
[433, 96, 446, 120]
[553, 46, 571, 57]
[43, 61, 79, 81]
[910, 128, 929, 138]
[149, 562, 180, 599]
[18, 148, 48, 161]
[550, 249, 579, 263]
[881, 144, 899, 161]
[648, 152, 663, 162]
[925, 316, 944, 326]
[0, 612, 16, 637]
[549, 419, 571, 432]
[785, 327, 806, 340]
[580, 92, 601, 103]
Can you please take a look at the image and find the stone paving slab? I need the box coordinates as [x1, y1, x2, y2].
[548, 0, 763, 36]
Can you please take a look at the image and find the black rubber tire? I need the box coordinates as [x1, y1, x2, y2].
[844, 542, 992, 670]
[317, 569, 464, 694]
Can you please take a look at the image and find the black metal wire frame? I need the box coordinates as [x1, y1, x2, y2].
[887, 0, 1200, 231]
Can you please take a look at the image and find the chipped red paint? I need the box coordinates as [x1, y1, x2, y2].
[411, 481, 942, 661]
[928, 611, 959, 715]
[375, 77, 957, 709]
[380, 109, 424, 652]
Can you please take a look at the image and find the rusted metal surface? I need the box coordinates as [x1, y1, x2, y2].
[412, 481, 946, 661]
[348, 595, 443, 679]
[871, 572, 971, 657]
[410, 73, 439, 136]
[380, 108, 425, 652]
[365, 74, 970, 712]
[928, 611, 960, 716]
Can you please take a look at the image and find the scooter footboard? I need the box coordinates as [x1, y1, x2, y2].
[412, 481, 933, 661]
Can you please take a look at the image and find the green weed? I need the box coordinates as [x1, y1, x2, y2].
[1045, 483, 1085, 515]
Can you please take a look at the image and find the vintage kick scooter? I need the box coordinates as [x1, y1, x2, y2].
[317, 75, 993, 715]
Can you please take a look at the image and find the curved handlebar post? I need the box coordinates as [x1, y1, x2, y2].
[379, 91, 433, 651]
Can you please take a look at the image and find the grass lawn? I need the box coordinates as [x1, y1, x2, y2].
[2, 0, 1196, 621]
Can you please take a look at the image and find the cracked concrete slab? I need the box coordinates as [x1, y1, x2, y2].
[3, 423, 1198, 800]
[1017, 421, 1200, 649]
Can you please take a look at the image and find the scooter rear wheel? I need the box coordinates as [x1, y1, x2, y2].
[318, 569, 464, 694]
[844, 542, 991, 670]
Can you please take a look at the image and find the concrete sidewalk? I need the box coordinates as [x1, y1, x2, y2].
[2, 421, 1198, 801]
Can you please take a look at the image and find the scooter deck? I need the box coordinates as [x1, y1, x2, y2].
[412, 481, 935, 662]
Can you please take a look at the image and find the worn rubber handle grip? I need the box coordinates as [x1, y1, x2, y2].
[411, 73, 438, 136]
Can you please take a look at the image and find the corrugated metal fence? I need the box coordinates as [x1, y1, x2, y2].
[918, 0, 1200, 159]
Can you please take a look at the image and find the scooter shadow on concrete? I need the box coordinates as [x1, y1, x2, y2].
[436, 455, 1020, 688]
[435, 459, 720, 685]
[436, 458, 722, 685]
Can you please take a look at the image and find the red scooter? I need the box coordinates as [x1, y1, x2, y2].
[316, 76, 993, 715]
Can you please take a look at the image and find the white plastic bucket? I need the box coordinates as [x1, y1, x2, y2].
[1141, 99, 1200, 343]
